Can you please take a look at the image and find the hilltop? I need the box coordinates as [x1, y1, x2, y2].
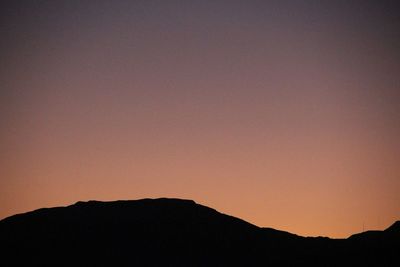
[1, 198, 398, 266]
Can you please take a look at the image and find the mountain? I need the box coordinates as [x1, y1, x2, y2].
[0, 198, 398, 266]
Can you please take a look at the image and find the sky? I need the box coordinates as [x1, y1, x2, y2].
[1, 0, 399, 238]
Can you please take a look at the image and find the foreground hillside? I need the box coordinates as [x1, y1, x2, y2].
[1, 198, 398, 266]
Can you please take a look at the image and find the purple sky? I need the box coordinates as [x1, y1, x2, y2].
[1, 0, 399, 237]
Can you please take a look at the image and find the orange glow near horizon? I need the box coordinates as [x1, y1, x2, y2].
[1, 1, 399, 238]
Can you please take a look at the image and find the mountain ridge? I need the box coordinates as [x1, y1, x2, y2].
[1, 198, 398, 266]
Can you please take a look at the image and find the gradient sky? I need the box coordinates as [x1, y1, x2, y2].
[1, 0, 399, 238]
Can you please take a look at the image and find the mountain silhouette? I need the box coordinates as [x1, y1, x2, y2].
[1, 198, 398, 266]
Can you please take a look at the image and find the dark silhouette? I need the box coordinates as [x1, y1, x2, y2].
[1, 198, 398, 266]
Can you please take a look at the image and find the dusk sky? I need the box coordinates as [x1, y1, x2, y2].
[1, 0, 399, 238]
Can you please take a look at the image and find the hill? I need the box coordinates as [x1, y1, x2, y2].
[0, 198, 398, 266]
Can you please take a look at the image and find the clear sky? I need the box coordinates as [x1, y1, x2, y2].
[1, 0, 399, 238]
